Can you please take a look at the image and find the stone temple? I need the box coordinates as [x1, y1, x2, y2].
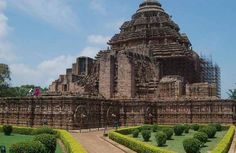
[49, 0, 220, 100]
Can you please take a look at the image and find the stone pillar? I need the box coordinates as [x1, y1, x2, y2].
[99, 53, 115, 99]
[117, 53, 135, 99]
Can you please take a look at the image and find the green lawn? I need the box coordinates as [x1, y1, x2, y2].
[0, 133, 63, 153]
[129, 130, 227, 153]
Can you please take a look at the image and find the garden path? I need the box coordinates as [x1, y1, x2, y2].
[229, 129, 236, 153]
[70, 130, 126, 153]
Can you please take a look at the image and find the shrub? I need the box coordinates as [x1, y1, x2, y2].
[56, 130, 87, 153]
[152, 124, 160, 132]
[132, 129, 139, 138]
[193, 132, 208, 145]
[32, 127, 57, 135]
[162, 128, 174, 140]
[183, 138, 201, 153]
[155, 131, 167, 147]
[141, 130, 151, 142]
[140, 125, 152, 132]
[109, 130, 175, 153]
[192, 124, 200, 131]
[174, 125, 185, 136]
[34, 134, 57, 153]
[13, 127, 34, 135]
[211, 125, 235, 153]
[199, 126, 217, 138]
[209, 123, 222, 131]
[9, 141, 46, 153]
[3, 125, 13, 136]
[184, 124, 190, 133]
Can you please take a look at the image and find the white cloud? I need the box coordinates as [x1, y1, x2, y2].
[89, 0, 106, 14]
[0, 0, 15, 61]
[10, 55, 74, 87]
[87, 35, 110, 45]
[8, 0, 78, 31]
[78, 46, 99, 58]
[9, 46, 100, 87]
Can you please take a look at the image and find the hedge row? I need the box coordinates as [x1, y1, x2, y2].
[109, 130, 175, 153]
[211, 125, 235, 153]
[0, 125, 87, 153]
[56, 129, 87, 153]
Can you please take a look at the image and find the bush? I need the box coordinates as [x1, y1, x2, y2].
[192, 124, 200, 131]
[9, 141, 46, 153]
[174, 125, 185, 136]
[34, 134, 57, 153]
[199, 126, 217, 138]
[32, 127, 57, 135]
[140, 125, 152, 132]
[3, 125, 13, 136]
[13, 127, 34, 135]
[209, 123, 222, 131]
[183, 138, 201, 153]
[162, 128, 174, 140]
[56, 129, 87, 153]
[141, 130, 151, 142]
[109, 130, 175, 153]
[184, 124, 190, 133]
[132, 129, 139, 138]
[152, 124, 160, 132]
[155, 131, 167, 147]
[211, 125, 235, 153]
[193, 132, 208, 145]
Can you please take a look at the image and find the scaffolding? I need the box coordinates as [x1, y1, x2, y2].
[200, 55, 221, 98]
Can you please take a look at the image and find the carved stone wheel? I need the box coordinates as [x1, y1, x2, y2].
[74, 105, 89, 128]
[106, 106, 118, 126]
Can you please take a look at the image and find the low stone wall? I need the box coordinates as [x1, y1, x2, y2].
[0, 97, 235, 130]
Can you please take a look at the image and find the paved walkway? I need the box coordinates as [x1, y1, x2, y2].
[229, 130, 236, 153]
[70, 130, 126, 153]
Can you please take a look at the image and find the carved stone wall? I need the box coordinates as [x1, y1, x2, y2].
[0, 97, 235, 130]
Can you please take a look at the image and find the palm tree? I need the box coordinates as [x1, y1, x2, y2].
[228, 88, 236, 100]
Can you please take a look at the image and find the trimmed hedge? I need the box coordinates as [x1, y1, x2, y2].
[34, 134, 57, 153]
[9, 141, 46, 153]
[173, 125, 185, 136]
[141, 130, 151, 142]
[3, 125, 13, 136]
[211, 125, 235, 153]
[0, 125, 87, 153]
[155, 131, 167, 147]
[56, 129, 87, 153]
[132, 129, 139, 138]
[109, 130, 176, 153]
[199, 126, 217, 138]
[162, 128, 174, 140]
[183, 138, 201, 153]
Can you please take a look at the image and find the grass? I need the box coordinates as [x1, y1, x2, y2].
[129, 130, 227, 153]
[0, 133, 63, 153]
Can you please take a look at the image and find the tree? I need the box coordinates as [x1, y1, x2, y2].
[0, 64, 11, 97]
[228, 88, 236, 100]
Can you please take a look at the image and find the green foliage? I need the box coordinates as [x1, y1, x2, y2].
[109, 130, 176, 153]
[162, 128, 174, 140]
[193, 132, 208, 144]
[32, 127, 57, 135]
[153, 124, 160, 132]
[228, 88, 236, 100]
[211, 125, 235, 153]
[132, 129, 139, 138]
[183, 124, 190, 133]
[3, 125, 13, 136]
[56, 129, 87, 153]
[140, 125, 152, 131]
[199, 126, 217, 138]
[192, 124, 200, 131]
[173, 125, 185, 136]
[9, 141, 46, 153]
[183, 138, 201, 153]
[141, 130, 151, 142]
[209, 123, 222, 131]
[34, 134, 57, 153]
[155, 131, 167, 147]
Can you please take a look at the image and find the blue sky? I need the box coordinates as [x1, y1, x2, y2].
[0, 0, 235, 98]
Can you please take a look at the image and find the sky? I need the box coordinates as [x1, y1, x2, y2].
[0, 0, 235, 98]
